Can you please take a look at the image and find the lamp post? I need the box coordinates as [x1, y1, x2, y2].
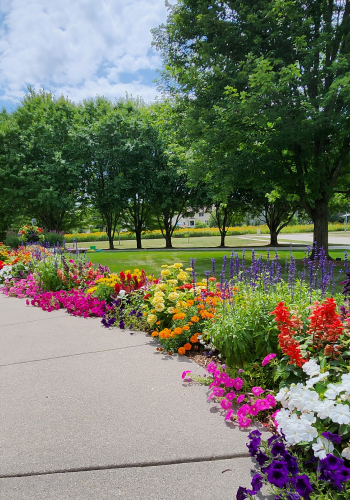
[31, 218, 37, 225]
[341, 213, 350, 232]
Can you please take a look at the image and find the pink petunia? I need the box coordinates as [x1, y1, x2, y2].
[238, 416, 251, 428]
[220, 399, 232, 410]
[225, 409, 234, 421]
[233, 377, 244, 391]
[251, 386, 264, 397]
[262, 353, 277, 366]
[226, 392, 236, 401]
[236, 394, 245, 404]
[181, 370, 192, 380]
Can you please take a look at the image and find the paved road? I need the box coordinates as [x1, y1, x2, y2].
[0, 294, 271, 499]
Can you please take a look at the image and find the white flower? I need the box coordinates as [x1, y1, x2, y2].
[305, 372, 329, 388]
[276, 388, 290, 408]
[312, 437, 334, 459]
[313, 400, 335, 420]
[325, 384, 341, 400]
[303, 359, 321, 377]
[342, 446, 350, 460]
[300, 412, 316, 424]
[329, 404, 350, 425]
[118, 290, 126, 298]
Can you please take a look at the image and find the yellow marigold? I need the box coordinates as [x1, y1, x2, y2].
[168, 292, 179, 301]
[178, 347, 186, 355]
[182, 325, 190, 331]
[154, 302, 165, 312]
[176, 300, 187, 309]
[191, 316, 200, 323]
[154, 291, 165, 297]
[173, 262, 183, 268]
[147, 314, 157, 325]
[173, 327, 183, 335]
[143, 312, 148, 317]
[184, 343, 192, 351]
[151, 331, 159, 337]
[167, 279, 178, 284]
[161, 269, 171, 277]
[167, 307, 175, 314]
[87, 287, 97, 294]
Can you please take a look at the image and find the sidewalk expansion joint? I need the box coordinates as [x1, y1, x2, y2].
[0, 343, 149, 367]
[0, 453, 251, 478]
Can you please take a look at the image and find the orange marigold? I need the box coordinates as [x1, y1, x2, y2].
[173, 327, 183, 335]
[182, 325, 190, 331]
[151, 331, 159, 337]
[173, 312, 186, 320]
[191, 316, 199, 323]
[190, 335, 198, 343]
[184, 343, 192, 350]
[178, 347, 186, 355]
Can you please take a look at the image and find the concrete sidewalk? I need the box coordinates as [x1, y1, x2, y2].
[0, 294, 271, 499]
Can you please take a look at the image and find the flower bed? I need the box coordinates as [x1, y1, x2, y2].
[1, 244, 349, 498]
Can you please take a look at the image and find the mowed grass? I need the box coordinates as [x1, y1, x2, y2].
[85, 248, 347, 278]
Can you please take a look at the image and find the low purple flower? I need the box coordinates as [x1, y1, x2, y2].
[266, 466, 289, 488]
[247, 437, 261, 457]
[236, 486, 256, 500]
[321, 431, 342, 445]
[271, 441, 287, 457]
[255, 451, 269, 466]
[251, 474, 263, 492]
[290, 475, 313, 500]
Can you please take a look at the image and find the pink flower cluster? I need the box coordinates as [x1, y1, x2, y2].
[2, 274, 42, 298]
[206, 362, 277, 428]
[27, 289, 106, 317]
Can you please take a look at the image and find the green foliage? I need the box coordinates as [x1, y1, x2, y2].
[35, 258, 62, 292]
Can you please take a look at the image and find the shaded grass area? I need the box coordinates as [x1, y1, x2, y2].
[86, 248, 348, 278]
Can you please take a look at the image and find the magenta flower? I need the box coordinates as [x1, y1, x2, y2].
[236, 394, 245, 404]
[252, 387, 264, 397]
[237, 404, 250, 417]
[238, 416, 251, 428]
[233, 377, 244, 390]
[181, 370, 192, 379]
[226, 392, 236, 401]
[220, 399, 232, 410]
[262, 353, 277, 366]
[225, 409, 233, 421]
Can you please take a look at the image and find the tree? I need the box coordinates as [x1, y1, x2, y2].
[261, 191, 299, 246]
[0, 89, 81, 231]
[73, 98, 128, 250]
[153, 0, 350, 256]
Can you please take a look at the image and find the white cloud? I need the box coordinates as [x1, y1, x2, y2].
[0, 0, 168, 105]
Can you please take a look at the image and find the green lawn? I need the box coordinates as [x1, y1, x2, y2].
[84, 248, 347, 277]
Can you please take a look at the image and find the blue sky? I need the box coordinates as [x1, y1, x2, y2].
[0, 0, 169, 111]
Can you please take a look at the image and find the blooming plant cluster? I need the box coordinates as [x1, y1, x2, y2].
[17, 224, 44, 243]
[28, 289, 106, 317]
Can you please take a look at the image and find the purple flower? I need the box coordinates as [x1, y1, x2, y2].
[271, 441, 287, 457]
[247, 437, 261, 457]
[331, 467, 350, 491]
[284, 452, 299, 475]
[236, 486, 255, 500]
[256, 451, 269, 466]
[251, 474, 263, 492]
[248, 429, 262, 440]
[290, 475, 313, 500]
[321, 431, 342, 445]
[319, 454, 344, 472]
[266, 467, 289, 488]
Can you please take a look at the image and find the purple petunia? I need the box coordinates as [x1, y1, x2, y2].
[290, 475, 313, 500]
[251, 474, 263, 492]
[321, 431, 342, 445]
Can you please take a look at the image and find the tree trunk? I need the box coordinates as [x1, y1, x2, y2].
[135, 230, 142, 249]
[269, 229, 278, 246]
[220, 231, 226, 247]
[108, 233, 114, 250]
[165, 232, 173, 248]
[313, 198, 329, 257]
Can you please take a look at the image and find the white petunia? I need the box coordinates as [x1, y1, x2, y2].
[313, 400, 336, 420]
[325, 384, 341, 400]
[305, 372, 329, 388]
[329, 404, 350, 425]
[312, 437, 335, 459]
[303, 359, 321, 377]
[342, 447, 350, 460]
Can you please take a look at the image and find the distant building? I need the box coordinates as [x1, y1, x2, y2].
[172, 211, 211, 227]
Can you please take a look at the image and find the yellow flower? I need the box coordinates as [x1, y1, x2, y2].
[154, 302, 165, 312]
[177, 272, 188, 281]
[154, 291, 165, 297]
[167, 307, 175, 314]
[161, 269, 171, 277]
[166, 279, 178, 284]
[156, 283, 166, 290]
[185, 268, 193, 271]
[87, 287, 97, 294]
[168, 292, 179, 301]
[152, 296, 165, 305]
[176, 300, 187, 309]
[147, 314, 157, 325]
[161, 265, 168, 268]
[173, 263, 183, 268]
